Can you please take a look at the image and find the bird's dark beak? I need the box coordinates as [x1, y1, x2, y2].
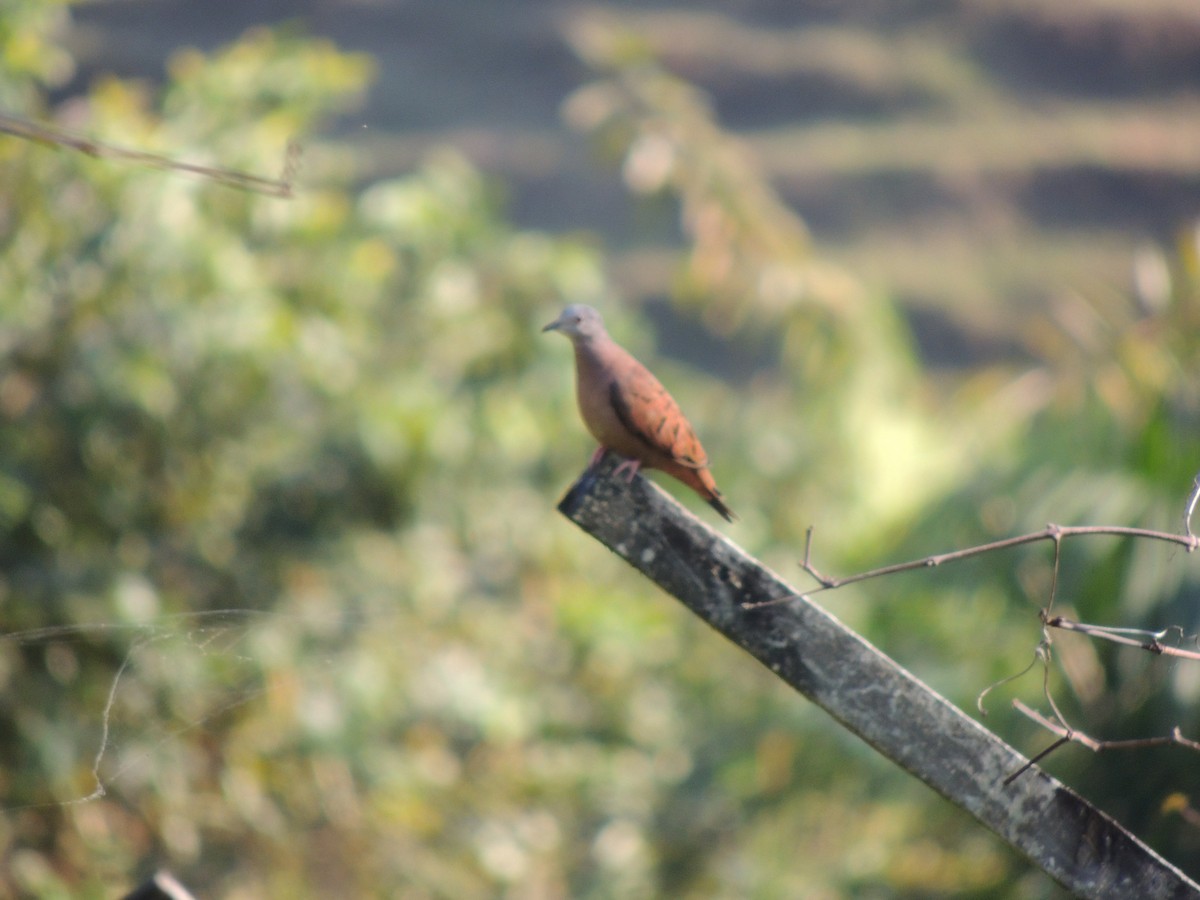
[541, 317, 562, 333]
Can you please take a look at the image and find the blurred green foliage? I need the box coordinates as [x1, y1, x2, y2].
[0, 6, 1197, 899]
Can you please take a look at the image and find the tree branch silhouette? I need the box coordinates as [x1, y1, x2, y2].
[0, 111, 299, 196]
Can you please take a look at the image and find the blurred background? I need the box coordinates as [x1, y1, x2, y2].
[2, 1, 1199, 896]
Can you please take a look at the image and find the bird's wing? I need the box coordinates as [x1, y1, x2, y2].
[609, 365, 709, 470]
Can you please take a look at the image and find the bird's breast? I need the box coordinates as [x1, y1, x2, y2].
[573, 346, 648, 459]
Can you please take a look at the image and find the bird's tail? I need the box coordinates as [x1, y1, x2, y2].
[692, 467, 737, 522]
[692, 467, 736, 522]
[664, 461, 737, 523]
[707, 493, 737, 523]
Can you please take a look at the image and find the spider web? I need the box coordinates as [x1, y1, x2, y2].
[0, 608, 325, 811]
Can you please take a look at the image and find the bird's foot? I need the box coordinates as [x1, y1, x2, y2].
[588, 446, 610, 469]
[611, 457, 642, 483]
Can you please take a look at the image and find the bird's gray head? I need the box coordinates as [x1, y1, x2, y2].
[541, 304, 606, 342]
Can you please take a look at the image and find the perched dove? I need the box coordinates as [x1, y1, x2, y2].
[543, 304, 736, 522]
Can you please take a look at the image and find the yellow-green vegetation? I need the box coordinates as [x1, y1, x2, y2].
[1, 6, 1198, 898]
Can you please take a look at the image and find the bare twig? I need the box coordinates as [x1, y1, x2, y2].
[1185, 472, 1200, 539]
[1013, 700, 1200, 756]
[977, 643, 1046, 716]
[745, 522, 1199, 610]
[997, 612, 1200, 778]
[1039, 639, 1073, 743]
[1046, 528, 1063, 613]
[1004, 736, 1072, 787]
[0, 112, 298, 197]
[1043, 617, 1200, 661]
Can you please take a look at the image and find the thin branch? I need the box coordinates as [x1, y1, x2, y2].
[745, 522, 1199, 610]
[977, 643, 1046, 716]
[1185, 471, 1200, 538]
[1044, 616, 1200, 661]
[1013, 700, 1200, 756]
[1046, 528, 1063, 613]
[0, 112, 299, 197]
[1004, 736, 1072, 787]
[1039, 640, 1073, 740]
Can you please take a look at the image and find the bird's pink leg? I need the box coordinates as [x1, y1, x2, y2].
[611, 456, 642, 483]
[589, 446, 609, 469]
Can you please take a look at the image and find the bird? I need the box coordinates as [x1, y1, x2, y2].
[543, 304, 736, 522]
